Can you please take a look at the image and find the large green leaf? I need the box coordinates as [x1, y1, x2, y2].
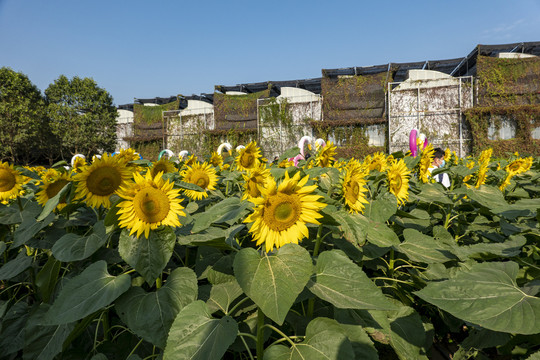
[12, 212, 55, 248]
[364, 193, 397, 223]
[23, 304, 75, 360]
[0, 302, 29, 355]
[397, 228, 457, 264]
[415, 183, 453, 205]
[115, 267, 198, 348]
[36, 182, 70, 221]
[191, 197, 250, 233]
[307, 250, 397, 310]
[52, 221, 107, 262]
[366, 219, 400, 248]
[206, 280, 244, 315]
[415, 261, 540, 334]
[264, 317, 354, 360]
[466, 185, 508, 209]
[233, 244, 312, 325]
[331, 210, 368, 246]
[335, 307, 429, 360]
[455, 235, 526, 260]
[0, 251, 32, 280]
[0, 198, 41, 225]
[118, 227, 175, 285]
[43, 260, 131, 325]
[338, 323, 378, 360]
[36, 256, 62, 303]
[163, 300, 238, 360]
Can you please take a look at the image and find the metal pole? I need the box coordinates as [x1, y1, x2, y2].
[459, 79, 463, 158]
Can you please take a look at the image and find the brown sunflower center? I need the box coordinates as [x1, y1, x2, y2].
[0, 169, 16, 192]
[240, 151, 256, 169]
[86, 166, 122, 196]
[46, 179, 69, 201]
[133, 187, 170, 223]
[190, 170, 210, 189]
[390, 174, 402, 194]
[263, 192, 301, 232]
[345, 179, 360, 203]
[152, 163, 169, 176]
[247, 178, 262, 198]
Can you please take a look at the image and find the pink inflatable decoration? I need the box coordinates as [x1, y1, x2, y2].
[409, 129, 428, 157]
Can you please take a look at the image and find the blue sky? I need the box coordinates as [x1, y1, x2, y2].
[1, 0, 539, 105]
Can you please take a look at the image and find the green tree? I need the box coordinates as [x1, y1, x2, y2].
[0, 67, 48, 164]
[45, 75, 117, 159]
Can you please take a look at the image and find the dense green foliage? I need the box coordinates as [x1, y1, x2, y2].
[0, 67, 48, 164]
[0, 148, 539, 359]
[45, 75, 118, 159]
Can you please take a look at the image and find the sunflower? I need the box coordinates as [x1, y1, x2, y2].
[419, 144, 434, 183]
[117, 171, 185, 239]
[244, 171, 326, 253]
[181, 161, 218, 200]
[463, 160, 475, 186]
[0, 162, 24, 202]
[209, 152, 223, 168]
[474, 149, 492, 188]
[242, 165, 271, 201]
[73, 153, 133, 208]
[315, 141, 337, 168]
[364, 152, 387, 172]
[506, 157, 533, 175]
[340, 165, 369, 214]
[386, 159, 411, 206]
[115, 148, 141, 164]
[71, 156, 87, 173]
[150, 158, 176, 178]
[235, 141, 261, 171]
[36, 171, 71, 211]
[278, 158, 294, 168]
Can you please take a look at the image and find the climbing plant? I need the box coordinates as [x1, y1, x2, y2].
[464, 55, 540, 156]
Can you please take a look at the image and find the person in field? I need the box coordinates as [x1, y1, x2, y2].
[429, 148, 451, 188]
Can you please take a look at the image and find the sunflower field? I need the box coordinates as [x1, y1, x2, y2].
[0, 142, 539, 360]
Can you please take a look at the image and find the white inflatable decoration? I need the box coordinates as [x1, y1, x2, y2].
[158, 149, 174, 160]
[217, 142, 233, 155]
[236, 145, 245, 152]
[70, 154, 86, 167]
[314, 138, 326, 150]
[178, 150, 189, 160]
[297, 135, 313, 157]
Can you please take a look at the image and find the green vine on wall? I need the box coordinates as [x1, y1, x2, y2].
[213, 87, 271, 129]
[477, 55, 540, 106]
[464, 55, 540, 156]
[464, 105, 540, 156]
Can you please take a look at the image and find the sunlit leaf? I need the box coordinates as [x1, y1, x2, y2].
[43, 261, 131, 325]
[415, 261, 540, 334]
[307, 250, 397, 310]
[163, 300, 238, 360]
[233, 244, 312, 325]
[115, 267, 198, 348]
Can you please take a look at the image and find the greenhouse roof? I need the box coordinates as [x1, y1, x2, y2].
[215, 78, 322, 96]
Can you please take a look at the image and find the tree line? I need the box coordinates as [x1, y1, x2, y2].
[0, 67, 118, 165]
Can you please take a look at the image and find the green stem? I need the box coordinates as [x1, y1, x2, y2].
[256, 308, 265, 360]
[227, 296, 251, 316]
[262, 324, 297, 347]
[127, 338, 144, 358]
[16, 197, 23, 211]
[102, 309, 110, 341]
[307, 225, 324, 319]
[239, 334, 255, 360]
[185, 246, 190, 268]
[387, 248, 395, 278]
[312, 225, 324, 258]
[156, 276, 162, 289]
